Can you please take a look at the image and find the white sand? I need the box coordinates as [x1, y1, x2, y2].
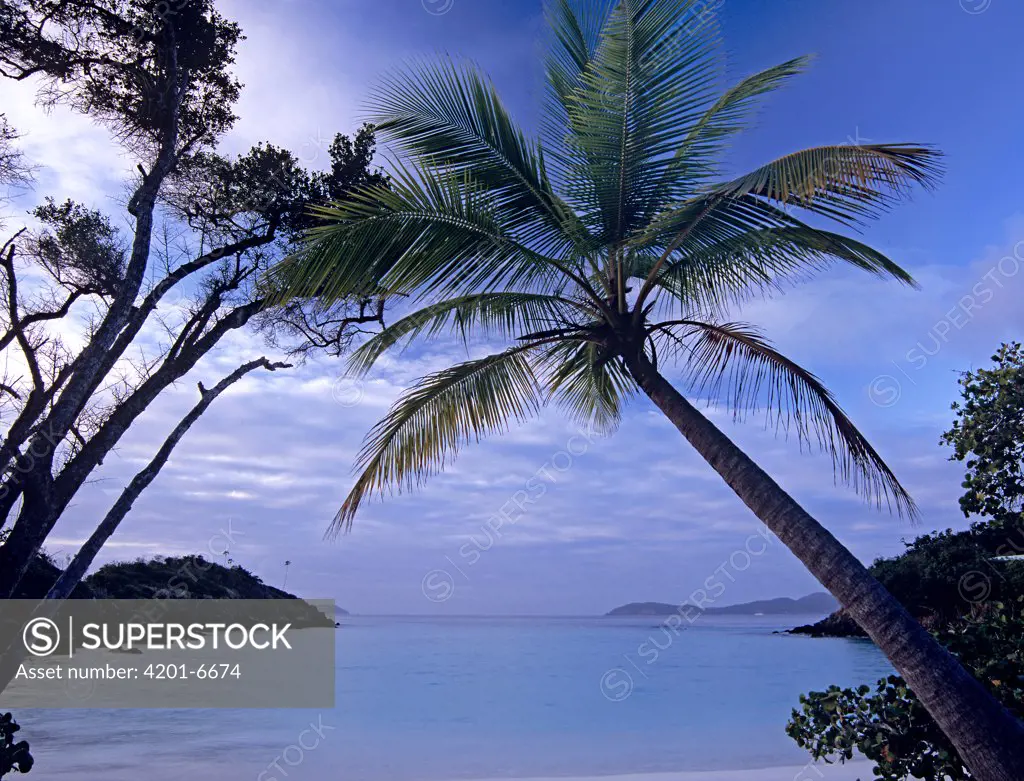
[466, 762, 872, 781]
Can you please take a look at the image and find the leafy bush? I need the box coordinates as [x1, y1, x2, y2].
[787, 598, 1024, 780]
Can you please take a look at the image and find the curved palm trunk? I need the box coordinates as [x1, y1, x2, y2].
[624, 351, 1024, 781]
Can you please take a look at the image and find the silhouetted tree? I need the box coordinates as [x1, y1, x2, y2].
[0, 0, 387, 606]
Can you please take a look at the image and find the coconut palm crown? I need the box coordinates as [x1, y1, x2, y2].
[275, 0, 938, 533]
[271, 3, 1024, 776]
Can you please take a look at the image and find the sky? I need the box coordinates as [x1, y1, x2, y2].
[2, 0, 1023, 615]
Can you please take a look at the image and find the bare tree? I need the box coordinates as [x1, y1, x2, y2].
[0, 0, 388, 602]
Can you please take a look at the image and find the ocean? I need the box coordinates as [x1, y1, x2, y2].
[16, 614, 890, 780]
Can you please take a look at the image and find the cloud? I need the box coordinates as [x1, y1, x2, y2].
[0, 80, 131, 211]
[8, 0, 1020, 616]
[734, 215, 1024, 374]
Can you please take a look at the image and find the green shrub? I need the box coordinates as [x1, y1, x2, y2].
[787, 598, 1024, 780]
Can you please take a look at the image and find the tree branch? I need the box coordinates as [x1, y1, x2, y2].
[0, 288, 89, 353]
[50, 296, 268, 511]
[0, 240, 43, 393]
[45, 357, 290, 600]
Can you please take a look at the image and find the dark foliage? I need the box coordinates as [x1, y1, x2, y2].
[81, 554, 333, 627]
[0, 114, 31, 196]
[0, 713, 32, 778]
[168, 123, 387, 247]
[940, 342, 1024, 526]
[790, 522, 1024, 638]
[10, 550, 94, 599]
[26, 198, 127, 297]
[0, 0, 242, 155]
[84, 554, 292, 599]
[871, 523, 1024, 624]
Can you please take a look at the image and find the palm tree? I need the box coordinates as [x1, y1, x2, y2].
[273, 0, 1024, 776]
[283, 560, 292, 589]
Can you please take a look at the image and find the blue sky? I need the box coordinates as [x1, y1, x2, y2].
[2, 0, 1023, 614]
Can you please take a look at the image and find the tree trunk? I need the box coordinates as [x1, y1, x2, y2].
[623, 350, 1024, 781]
[0, 511, 49, 597]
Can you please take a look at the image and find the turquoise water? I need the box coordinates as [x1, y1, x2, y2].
[19, 615, 890, 779]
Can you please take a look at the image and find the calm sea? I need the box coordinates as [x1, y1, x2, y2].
[17, 615, 890, 780]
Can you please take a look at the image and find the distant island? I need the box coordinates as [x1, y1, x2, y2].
[17, 552, 345, 627]
[605, 592, 838, 617]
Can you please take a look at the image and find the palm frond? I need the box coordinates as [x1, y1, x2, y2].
[647, 56, 811, 211]
[540, 340, 636, 433]
[651, 319, 917, 517]
[632, 191, 917, 317]
[657, 225, 916, 316]
[544, 0, 617, 110]
[369, 57, 590, 253]
[560, 0, 724, 241]
[542, 0, 616, 191]
[716, 144, 943, 226]
[348, 293, 591, 377]
[268, 165, 586, 305]
[333, 345, 546, 533]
